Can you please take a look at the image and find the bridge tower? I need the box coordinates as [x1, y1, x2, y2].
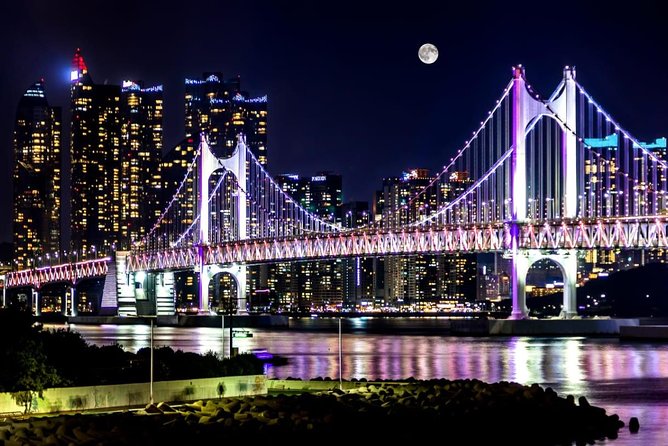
[197, 133, 248, 314]
[509, 65, 579, 319]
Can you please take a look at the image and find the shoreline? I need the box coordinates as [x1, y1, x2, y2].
[38, 314, 653, 337]
[0, 378, 631, 445]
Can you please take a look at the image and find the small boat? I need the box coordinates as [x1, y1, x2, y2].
[250, 348, 289, 366]
[232, 328, 253, 338]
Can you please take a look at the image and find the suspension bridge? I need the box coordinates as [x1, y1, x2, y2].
[4, 65, 668, 320]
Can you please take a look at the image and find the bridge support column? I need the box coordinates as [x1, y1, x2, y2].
[197, 133, 248, 314]
[509, 250, 579, 320]
[1, 275, 6, 307]
[558, 252, 578, 319]
[70, 286, 78, 317]
[199, 266, 211, 313]
[509, 253, 530, 319]
[32, 289, 40, 316]
[204, 264, 247, 315]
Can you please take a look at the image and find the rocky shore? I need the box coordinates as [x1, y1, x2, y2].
[0, 379, 630, 445]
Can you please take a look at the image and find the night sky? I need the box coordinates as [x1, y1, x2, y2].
[1, 1, 666, 244]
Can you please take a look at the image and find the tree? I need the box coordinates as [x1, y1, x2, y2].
[9, 338, 60, 413]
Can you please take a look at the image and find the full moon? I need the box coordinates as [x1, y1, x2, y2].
[418, 43, 438, 64]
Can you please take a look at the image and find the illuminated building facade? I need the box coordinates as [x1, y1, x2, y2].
[341, 202, 376, 308]
[184, 73, 267, 164]
[119, 81, 164, 248]
[70, 49, 121, 255]
[376, 169, 478, 306]
[165, 73, 268, 312]
[12, 81, 61, 269]
[264, 173, 344, 311]
[70, 49, 164, 254]
[379, 169, 440, 306]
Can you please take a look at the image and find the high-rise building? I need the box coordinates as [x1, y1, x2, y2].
[70, 49, 121, 255]
[377, 169, 478, 307]
[341, 202, 376, 309]
[70, 49, 164, 253]
[12, 80, 61, 269]
[379, 169, 439, 307]
[119, 81, 164, 247]
[266, 172, 344, 311]
[183, 73, 267, 164]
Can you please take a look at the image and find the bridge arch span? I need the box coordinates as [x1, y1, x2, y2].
[202, 264, 247, 315]
[511, 250, 578, 319]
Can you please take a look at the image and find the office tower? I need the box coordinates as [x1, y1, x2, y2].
[267, 172, 344, 311]
[70, 49, 121, 255]
[379, 169, 438, 307]
[12, 80, 61, 269]
[119, 81, 164, 247]
[377, 169, 478, 307]
[341, 202, 375, 309]
[70, 49, 164, 254]
[184, 73, 267, 164]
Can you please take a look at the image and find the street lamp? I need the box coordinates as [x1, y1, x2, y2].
[146, 316, 156, 405]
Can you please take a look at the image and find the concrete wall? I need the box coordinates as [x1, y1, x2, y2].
[0, 374, 266, 415]
[487, 318, 639, 335]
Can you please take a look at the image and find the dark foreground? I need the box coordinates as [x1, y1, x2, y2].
[0, 379, 629, 445]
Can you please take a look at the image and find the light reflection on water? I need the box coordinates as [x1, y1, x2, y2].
[52, 323, 668, 445]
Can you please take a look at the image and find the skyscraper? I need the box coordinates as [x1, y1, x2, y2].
[268, 172, 344, 311]
[12, 81, 61, 269]
[341, 201, 375, 309]
[183, 73, 267, 164]
[119, 81, 164, 247]
[377, 169, 478, 307]
[70, 49, 164, 253]
[70, 49, 121, 255]
[163, 73, 267, 313]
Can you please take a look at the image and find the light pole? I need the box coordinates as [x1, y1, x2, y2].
[150, 318, 154, 404]
[221, 312, 225, 358]
[146, 316, 156, 405]
[338, 316, 342, 390]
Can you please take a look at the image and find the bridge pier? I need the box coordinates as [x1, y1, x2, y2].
[198, 265, 211, 313]
[69, 286, 78, 316]
[32, 288, 40, 316]
[508, 65, 580, 320]
[509, 250, 579, 319]
[1, 275, 5, 307]
[201, 264, 247, 315]
[509, 254, 529, 320]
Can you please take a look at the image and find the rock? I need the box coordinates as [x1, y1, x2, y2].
[43, 433, 61, 445]
[198, 416, 212, 424]
[578, 396, 590, 407]
[144, 403, 162, 414]
[629, 417, 640, 433]
[157, 402, 176, 412]
[72, 427, 94, 442]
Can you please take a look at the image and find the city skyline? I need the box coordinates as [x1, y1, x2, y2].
[2, 0, 667, 244]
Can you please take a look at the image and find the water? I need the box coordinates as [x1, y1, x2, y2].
[57, 322, 667, 445]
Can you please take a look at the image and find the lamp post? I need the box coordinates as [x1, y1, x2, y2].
[145, 316, 156, 405]
[150, 318, 154, 404]
[338, 316, 342, 390]
[221, 312, 225, 358]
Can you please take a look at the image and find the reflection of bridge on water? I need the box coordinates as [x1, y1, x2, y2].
[5, 65, 668, 320]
